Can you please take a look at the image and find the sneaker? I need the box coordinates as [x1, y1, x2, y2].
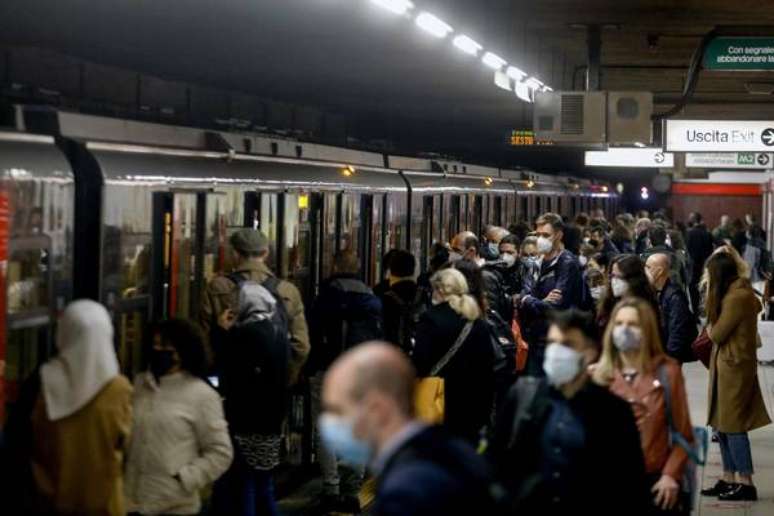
[336, 495, 361, 514]
[701, 479, 734, 497]
[718, 483, 758, 502]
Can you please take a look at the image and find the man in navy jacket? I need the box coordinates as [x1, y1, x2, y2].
[321, 342, 496, 516]
[518, 213, 585, 376]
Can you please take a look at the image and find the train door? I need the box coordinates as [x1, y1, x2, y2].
[366, 194, 386, 287]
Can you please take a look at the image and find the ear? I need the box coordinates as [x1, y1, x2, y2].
[258, 249, 270, 261]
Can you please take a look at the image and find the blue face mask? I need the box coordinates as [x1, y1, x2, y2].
[486, 242, 500, 259]
[319, 414, 371, 467]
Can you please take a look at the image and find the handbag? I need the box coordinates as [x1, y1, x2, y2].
[414, 321, 473, 424]
[691, 327, 712, 369]
[511, 315, 529, 372]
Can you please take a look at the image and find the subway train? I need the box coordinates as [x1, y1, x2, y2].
[0, 107, 618, 463]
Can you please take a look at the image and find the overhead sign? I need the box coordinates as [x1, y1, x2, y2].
[510, 130, 535, 146]
[686, 152, 773, 169]
[704, 37, 774, 71]
[585, 148, 674, 168]
[665, 120, 774, 152]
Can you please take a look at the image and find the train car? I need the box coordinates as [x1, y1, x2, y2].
[1, 108, 618, 463]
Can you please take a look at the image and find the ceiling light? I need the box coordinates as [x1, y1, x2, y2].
[506, 66, 526, 81]
[370, 0, 414, 15]
[494, 70, 511, 91]
[515, 81, 532, 102]
[482, 52, 507, 70]
[542, 86, 553, 92]
[524, 77, 543, 90]
[415, 12, 452, 38]
[453, 34, 482, 56]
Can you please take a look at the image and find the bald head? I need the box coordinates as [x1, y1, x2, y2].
[451, 231, 479, 261]
[324, 342, 416, 418]
[485, 226, 509, 244]
[645, 253, 671, 289]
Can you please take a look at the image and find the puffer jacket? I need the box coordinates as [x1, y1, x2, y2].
[124, 372, 233, 515]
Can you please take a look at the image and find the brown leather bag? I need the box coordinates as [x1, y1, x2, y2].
[691, 328, 712, 369]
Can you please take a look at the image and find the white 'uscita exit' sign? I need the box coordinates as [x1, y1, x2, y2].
[665, 120, 774, 152]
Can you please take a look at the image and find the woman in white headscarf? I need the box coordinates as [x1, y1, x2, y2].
[26, 300, 132, 515]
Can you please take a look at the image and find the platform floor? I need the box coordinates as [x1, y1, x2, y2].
[687, 359, 774, 515]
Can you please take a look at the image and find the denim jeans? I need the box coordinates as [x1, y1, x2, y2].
[717, 432, 754, 476]
[211, 454, 278, 516]
[310, 373, 365, 497]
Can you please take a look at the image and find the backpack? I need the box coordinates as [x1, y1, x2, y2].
[657, 364, 709, 511]
[330, 278, 383, 351]
[225, 273, 291, 408]
[385, 288, 427, 352]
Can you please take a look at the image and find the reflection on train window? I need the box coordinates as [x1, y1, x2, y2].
[282, 193, 312, 297]
[370, 194, 385, 282]
[204, 191, 243, 281]
[259, 193, 279, 269]
[448, 195, 461, 237]
[170, 193, 198, 319]
[322, 193, 337, 279]
[340, 194, 361, 256]
[386, 194, 407, 250]
[7, 245, 48, 314]
[117, 309, 145, 377]
[433, 194, 444, 246]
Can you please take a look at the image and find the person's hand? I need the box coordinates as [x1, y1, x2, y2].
[544, 289, 562, 304]
[652, 474, 679, 510]
[218, 309, 236, 330]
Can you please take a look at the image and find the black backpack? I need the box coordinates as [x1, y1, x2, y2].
[385, 288, 427, 352]
[331, 278, 383, 351]
[486, 309, 517, 395]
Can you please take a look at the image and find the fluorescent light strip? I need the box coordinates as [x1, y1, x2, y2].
[506, 66, 526, 81]
[515, 81, 532, 102]
[370, 0, 414, 15]
[453, 34, 482, 56]
[415, 12, 452, 38]
[482, 51, 506, 70]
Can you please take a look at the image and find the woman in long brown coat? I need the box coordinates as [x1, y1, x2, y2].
[701, 252, 771, 502]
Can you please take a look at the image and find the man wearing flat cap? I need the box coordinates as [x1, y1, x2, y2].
[199, 228, 310, 385]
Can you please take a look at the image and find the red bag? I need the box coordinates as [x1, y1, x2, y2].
[691, 328, 712, 369]
[511, 316, 529, 372]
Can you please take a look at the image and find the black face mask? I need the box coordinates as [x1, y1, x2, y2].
[150, 349, 176, 379]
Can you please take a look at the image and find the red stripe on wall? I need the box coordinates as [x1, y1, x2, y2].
[671, 183, 761, 196]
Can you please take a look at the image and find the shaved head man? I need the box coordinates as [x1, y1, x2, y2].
[320, 342, 495, 514]
[645, 253, 698, 363]
[449, 231, 480, 264]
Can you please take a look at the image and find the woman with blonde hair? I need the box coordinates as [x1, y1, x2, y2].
[412, 268, 494, 443]
[698, 251, 770, 501]
[594, 297, 694, 515]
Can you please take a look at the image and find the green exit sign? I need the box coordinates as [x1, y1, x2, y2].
[704, 37, 774, 70]
[738, 153, 755, 165]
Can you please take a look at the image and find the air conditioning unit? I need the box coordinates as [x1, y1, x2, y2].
[534, 91, 653, 145]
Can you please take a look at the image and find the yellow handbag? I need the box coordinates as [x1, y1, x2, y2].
[414, 321, 473, 424]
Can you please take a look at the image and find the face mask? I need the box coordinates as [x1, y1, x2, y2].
[590, 286, 604, 300]
[501, 253, 516, 267]
[611, 277, 629, 298]
[579, 255, 588, 267]
[486, 242, 500, 258]
[543, 342, 584, 387]
[665, 236, 673, 248]
[318, 413, 371, 467]
[448, 251, 463, 263]
[150, 349, 176, 379]
[583, 237, 591, 244]
[536, 236, 553, 255]
[613, 325, 642, 353]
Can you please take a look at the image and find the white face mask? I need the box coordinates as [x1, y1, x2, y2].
[579, 255, 588, 267]
[543, 342, 584, 387]
[536, 236, 553, 255]
[501, 253, 516, 267]
[665, 236, 673, 248]
[613, 325, 642, 353]
[611, 277, 629, 298]
[590, 286, 604, 300]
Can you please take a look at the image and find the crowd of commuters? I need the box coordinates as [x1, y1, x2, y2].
[1, 208, 772, 515]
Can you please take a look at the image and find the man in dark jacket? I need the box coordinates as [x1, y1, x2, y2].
[685, 212, 714, 312]
[641, 224, 688, 290]
[308, 250, 383, 513]
[490, 309, 648, 514]
[452, 231, 511, 323]
[322, 342, 497, 516]
[646, 253, 698, 363]
[589, 224, 620, 261]
[379, 250, 423, 352]
[517, 213, 584, 376]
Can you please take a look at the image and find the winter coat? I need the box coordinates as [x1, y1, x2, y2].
[708, 278, 771, 433]
[482, 266, 512, 323]
[412, 302, 494, 444]
[307, 274, 383, 374]
[609, 356, 694, 480]
[30, 376, 133, 516]
[125, 372, 233, 515]
[658, 279, 698, 363]
[200, 260, 310, 385]
[686, 224, 714, 283]
[380, 279, 420, 349]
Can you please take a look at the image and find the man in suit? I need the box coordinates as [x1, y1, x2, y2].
[321, 342, 496, 515]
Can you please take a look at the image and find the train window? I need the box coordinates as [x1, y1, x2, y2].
[434, 194, 445, 246]
[282, 192, 315, 302]
[472, 195, 483, 237]
[170, 193, 198, 319]
[410, 194, 423, 267]
[535, 196, 542, 218]
[449, 195, 461, 238]
[386, 194, 407, 251]
[370, 194, 385, 284]
[321, 193, 338, 279]
[493, 196, 503, 227]
[203, 191, 244, 282]
[520, 196, 528, 223]
[258, 193, 280, 269]
[339, 193, 362, 257]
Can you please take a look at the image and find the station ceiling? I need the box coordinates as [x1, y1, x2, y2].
[2, 0, 774, 172]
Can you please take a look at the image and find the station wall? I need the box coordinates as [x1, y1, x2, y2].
[669, 183, 762, 228]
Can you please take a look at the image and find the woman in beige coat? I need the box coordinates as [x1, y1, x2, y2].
[701, 252, 771, 502]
